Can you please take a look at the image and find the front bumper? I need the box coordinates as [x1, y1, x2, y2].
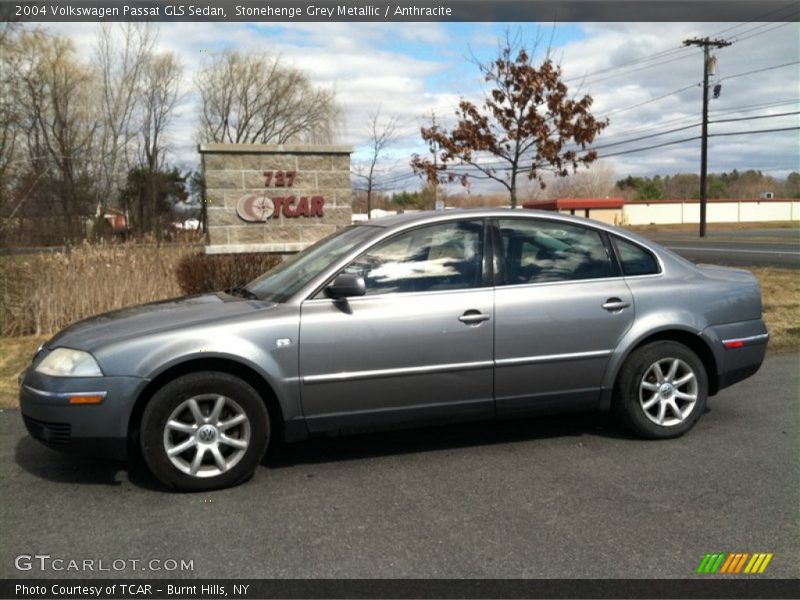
[19, 370, 148, 461]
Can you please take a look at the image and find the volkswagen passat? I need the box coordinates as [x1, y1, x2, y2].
[19, 210, 768, 491]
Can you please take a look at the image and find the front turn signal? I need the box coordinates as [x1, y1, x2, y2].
[68, 395, 105, 405]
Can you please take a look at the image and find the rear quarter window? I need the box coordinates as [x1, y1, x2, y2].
[613, 237, 660, 276]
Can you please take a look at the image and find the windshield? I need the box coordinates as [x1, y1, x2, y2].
[245, 225, 379, 302]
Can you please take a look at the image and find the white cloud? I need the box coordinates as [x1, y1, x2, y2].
[557, 22, 800, 180]
[34, 20, 799, 194]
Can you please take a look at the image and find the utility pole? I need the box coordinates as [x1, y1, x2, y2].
[429, 111, 440, 210]
[683, 37, 732, 237]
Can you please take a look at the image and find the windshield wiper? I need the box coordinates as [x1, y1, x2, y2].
[226, 284, 260, 300]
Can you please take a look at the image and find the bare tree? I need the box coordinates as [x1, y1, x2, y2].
[411, 35, 608, 207]
[137, 50, 182, 239]
[546, 162, 615, 199]
[352, 108, 398, 219]
[196, 49, 340, 144]
[0, 23, 21, 227]
[14, 29, 98, 242]
[94, 23, 155, 219]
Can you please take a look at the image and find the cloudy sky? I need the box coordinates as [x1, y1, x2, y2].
[45, 19, 800, 194]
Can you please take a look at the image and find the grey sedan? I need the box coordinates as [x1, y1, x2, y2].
[19, 210, 768, 491]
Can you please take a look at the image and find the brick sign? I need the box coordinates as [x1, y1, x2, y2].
[199, 143, 353, 254]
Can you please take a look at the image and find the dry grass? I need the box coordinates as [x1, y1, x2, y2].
[0, 267, 796, 409]
[0, 335, 47, 408]
[750, 267, 800, 352]
[0, 242, 197, 337]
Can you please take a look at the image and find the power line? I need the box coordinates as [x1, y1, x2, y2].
[385, 27, 798, 145]
[708, 2, 800, 37]
[597, 126, 799, 159]
[710, 110, 800, 124]
[387, 108, 799, 180]
[574, 50, 701, 87]
[595, 99, 798, 140]
[378, 120, 800, 187]
[709, 125, 800, 137]
[589, 122, 701, 149]
[709, 97, 800, 115]
[597, 135, 702, 159]
[731, 21, 798, 43]
[563, 46, 690, 83]
[568, 15, 796, 91]
[600, 83, 700, 118]
[367, 44, 800, 190]
[389, 97, 800, 156]
[391, 14, 798, 132]
[720, 60, 800, 82]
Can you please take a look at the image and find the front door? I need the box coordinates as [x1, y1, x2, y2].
[493, 218, 635, 415]
[299, 219, 494, 433]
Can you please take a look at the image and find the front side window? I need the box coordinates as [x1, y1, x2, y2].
[498, 219, 614, 284]
[247, 225, 378, 302]
[341, 220, 485, 295]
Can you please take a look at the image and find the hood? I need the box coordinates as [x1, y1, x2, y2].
[47, 293, 277, 352]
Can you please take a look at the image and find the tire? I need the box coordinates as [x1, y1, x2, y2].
[613, 341, 708, 439]
[140, 372, 269, 492]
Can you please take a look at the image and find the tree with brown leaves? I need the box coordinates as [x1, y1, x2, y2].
[411, 39, 608, 207]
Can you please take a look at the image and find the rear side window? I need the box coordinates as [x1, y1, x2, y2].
[613, 237, 660, 276]
[498, 219, 614, 284]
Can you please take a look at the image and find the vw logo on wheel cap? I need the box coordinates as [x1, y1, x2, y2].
[197, 424, 217, 443]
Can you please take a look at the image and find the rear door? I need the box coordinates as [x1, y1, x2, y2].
[493, 218, 634, 415]
[298, 219, 495, 432]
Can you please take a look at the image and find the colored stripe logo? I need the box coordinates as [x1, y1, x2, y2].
[696, 552, 773, 574]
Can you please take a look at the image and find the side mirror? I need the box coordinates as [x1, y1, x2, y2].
[326, 273, 366, 299]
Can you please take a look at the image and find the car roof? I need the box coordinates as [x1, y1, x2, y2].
[364, 207, 611, 232]
[363, 208, 554, 228]
[357, 208, 671, 254]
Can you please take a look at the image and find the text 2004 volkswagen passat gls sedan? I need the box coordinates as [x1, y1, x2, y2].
[19, 210, 768, 491]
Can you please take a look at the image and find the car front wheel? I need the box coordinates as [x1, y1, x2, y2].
[140, 372, 270, 492]
[613, 341, 708, 439]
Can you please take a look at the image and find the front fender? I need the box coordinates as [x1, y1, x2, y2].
[94, 308, 302, 426]
[141, 345, 300, 421]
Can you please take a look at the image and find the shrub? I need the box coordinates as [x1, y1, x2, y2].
[175, 252, 282, 295]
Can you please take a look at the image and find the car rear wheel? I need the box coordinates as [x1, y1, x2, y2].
[613, 341, 708, 439]
[140, 372, 269, 492]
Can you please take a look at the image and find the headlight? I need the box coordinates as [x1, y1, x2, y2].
[35, 348, 103, 377]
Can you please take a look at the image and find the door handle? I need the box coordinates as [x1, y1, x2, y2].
[458, 310, 491, 325]
[602, 298, 631, 312]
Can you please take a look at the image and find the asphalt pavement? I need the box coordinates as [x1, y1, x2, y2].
[642, 227, 800, 269]
[656, 239, 800, 268]
[1, 353, 798, 579]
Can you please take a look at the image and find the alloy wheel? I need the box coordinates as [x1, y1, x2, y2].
[162, 394, 251, 478]
[638, 357, 698, 427]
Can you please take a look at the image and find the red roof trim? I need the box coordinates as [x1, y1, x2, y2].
[523, 198, 625, 210]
